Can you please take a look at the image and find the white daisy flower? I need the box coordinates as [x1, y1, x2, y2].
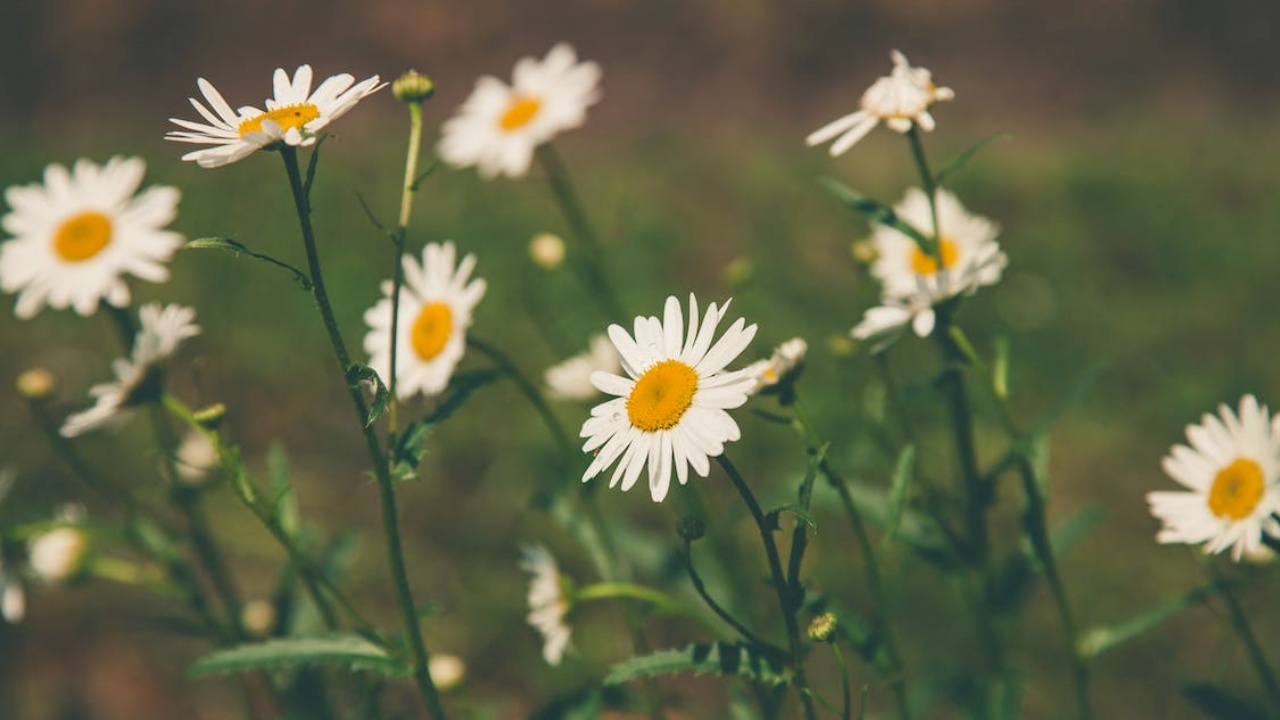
[167, 65, 385, 168]
[850, 289, 939, 353]
[806, 50, 954, 157]
[545, 334, 621, 401]
[1148, 395, 1280, 561]
[520, 545, 572, 666]
[174, 430, 219, 486]
[870, 188, 1005, 301]
[0, 157, 183, 319]
[61, 302, 200, 437]
[745, 337, 808, 395]
[29, 526, 90, 583]
[439, 44, 601, 179]
[363, 241, 486, 399]
[580, 295, 758, 503]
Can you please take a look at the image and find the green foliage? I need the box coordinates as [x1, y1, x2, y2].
[1077, 584, 1216, 658]
[935, 133, 1012, 186]
[819, 177, 931, 250]
[345, 363, 390, 428]
[187, 634, 408, 678]
[605, 643, 791, 687]
[183, 237, 312, 290]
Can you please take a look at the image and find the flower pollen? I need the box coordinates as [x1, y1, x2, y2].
[910, 237, 958, 276]
[411, 302, 453, 361]
[1209, 458, 1265, 521]
[53, 212, 113, 263]
[499, 95, 542, 131]
[238, 103, 321, 136]
[627, 360, 698, 432]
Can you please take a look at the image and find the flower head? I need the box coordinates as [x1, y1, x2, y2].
[29, 526, 90, 583]
[0, 157, 183, 319]
[806, 50, 954, 157]
[167, 65, 385, 168]
[580, 295, 758, 503]
[1148, 395, 1280, 561]
[519, 545, 572, 665]
[545, 334, 622, 401]
[745, 337, 808, 395]
[439, 44, 601, 179]
[363, 242, 486, 399]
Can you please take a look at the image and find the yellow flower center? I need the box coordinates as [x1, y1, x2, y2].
[410, 302, 453, 361]
[238, 103, 321, 136]
[1208, 458, 1265, 521]
[910, 237, 958, 276]
[627, 360, 698, 432]
[53, 211, 112, 262]
[499, 95, 542, 132]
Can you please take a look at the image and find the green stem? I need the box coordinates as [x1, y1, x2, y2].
[832, 643, 853, 720]
[536, 143, 627, 322]
[680, 542, 784, 655]
[388, 100, 426, 435]
[905, 127, 942, 262]
[717, 455, 818, 720]
[1208, 560, 1280, 715]
[278, 146, 447, 720]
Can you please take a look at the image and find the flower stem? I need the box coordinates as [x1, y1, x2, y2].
[388, 100, 426, 436]
[831, 642, 853, 720]
[278, 146, 447, 720]
[717, 454, 819, 720]
[680, 541, 784, 655]
[905, 127, 942, 262]
[1208, 559, 1280, 715]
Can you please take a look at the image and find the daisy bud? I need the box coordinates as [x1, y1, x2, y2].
[807, 612, 838, 642]
[393, 70, 435, 104]
[193, 403, 226, 430]
[677, 516, 706, 543]
[851, 239, 878, 265]
[428, 654, 467, 691]
[529, 233, 566, 270]
[241, 598, 277, 637]
[29, 527, 91, 583]
[16, 368, 58, 402]
[725, 257, 754, 287]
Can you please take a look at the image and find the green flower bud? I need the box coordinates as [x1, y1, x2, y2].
[676, 516, 706, 543]
[807, 612, 837, 642]
[393, 70, 435, 104]
[193, 403, 227, 430]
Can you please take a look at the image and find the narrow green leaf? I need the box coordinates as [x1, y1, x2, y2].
[1027, 361, 1106, 440]
[1078, 584, 1216, 658]
[935, 132, 1012, 186]
[605, 643, 789, 687]
[1048, 504, 1105, 557]
[187, 634, 406, 678]
[302, 138, 325, 199]
[266, 443, 299, 538]
[992, 336, 1010, 400]
[390, 369, 502, 481]
[1182, 682, 1270, 720]
[185, 237, 312, 290]
[820, 177, 932, 251]
[353, 191, 393, 239]
[882, 445, 916, 553]
[345, 364, 390, 427]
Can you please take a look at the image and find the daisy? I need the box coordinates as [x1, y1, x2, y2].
[29, 526, 90, 583]
[870, 188, 1005, 301]
[545, 334, 621, 401]
[438, 44, 601, 179]
[1148, 395, 1280, 561]
[580, 295, 758, 503]
[0, 157, 183, 319]
[61, 302, 200, 437]
[850, 287, 940, 353]
[363, 241, 486, 399]
[806, 50, 954, 157]
[745, 337, 807, 395]
[167, 65, 385, 168]
[520, 545, 573, 665]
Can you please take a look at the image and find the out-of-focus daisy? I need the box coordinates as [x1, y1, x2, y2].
[850, 288, 939, 353]
[0, 157, 183, 319]
[439, 44, 601, 179]
[174, 430, 218, 485]
[520, 545, 572, 665]
[428, 654, 467, 691]
[545, 334, 621, 401]
[167, 65, 384, 168]
[580, 295, 758, 503]
[61, 302, 200, 437]
[806, 50, 954, 157]
[1148, 395, 1280, 561]
[363, 242, 486, 399]
[870, 188, 1004, 301]
[745, 337, 807, 395]
[29, 526, 90, 583]
[529, 232, 566, 270]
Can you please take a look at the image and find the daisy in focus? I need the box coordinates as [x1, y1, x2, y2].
[167, 65, 384, 168]
[1148, 395, 1280, 561]
[545, 334, 621, 401]
[520, 545, 573, 666]
[363, 241, 486, 399]
[0, 157, 183, 319]
[439, 44, 601, 179]
[745, 337, 807, 395]
[807, 50, 954, 157]
[61, 303, 201, 437]
[580, 295, 758, 503]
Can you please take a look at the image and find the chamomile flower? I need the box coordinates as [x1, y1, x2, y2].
[520, 545, 572, 665]
[850, 288, 940, 353]
[363, 242, 486, 399]
[806, 50, 954, 157]
[0, 157, 183, 319]
[580, 295, 758, 503]
[29, 526, 90, 583]
[545, 334, 621, 401]
[1148, 395, 1280, 561]
[61, 302, 200, 437]
[745, 337, 807, 395]
[439, 44, 601, 179]
[167, 65, 384, 168]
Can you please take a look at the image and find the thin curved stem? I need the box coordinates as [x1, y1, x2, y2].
[680, 542, 783, 655]
[1208, 560, 1280, 715]
[388, 100, 426, 435]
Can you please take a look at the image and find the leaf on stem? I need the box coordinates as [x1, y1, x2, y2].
[820, 177, 932, 252]
[881, 445, 916, 553]
[344, 364, 390, 428]
[184, 237, 312, 290]
[391, 368, 503, 481]
[187, 634, 407, 678]
[604, 642, 790, 687]
[1077, 584, 1216, 659]
[266, 443, 299, 538]
[934, 132, 1012, 186]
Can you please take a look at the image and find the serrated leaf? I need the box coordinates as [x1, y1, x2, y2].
[605, 643, 789, 687]
[820, 177, 932, 252]
[345, 364, 390, 427]
[184, 237, 312, 289]
[935, 132, 1012, 186]
[1077, 585, 1215, 658]
[1182, 682, 1270, 720]
[187, 634, 406, 678]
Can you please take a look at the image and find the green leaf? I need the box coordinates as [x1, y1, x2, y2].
[992, 336, 1010, 400]
[354, 190, 393, 239]
[345, 364, 390, 427]
[1049, 504, 1105, 557]
[391, 369, 502, 480]
[771, 503, 817, 531]
[1027, 361, 1106, 441]
[1182, 682, 1270, 720]
[605, 643, 789, 687]
[935, 132, 1012, 186]
[185, 237, 312, 290]
[187, 634, 407, 678]
[820, 177, 932, 252]
[882, 445, 916, 553]
[266, 443, 299, 538]
[1077, 584, 1216, 659]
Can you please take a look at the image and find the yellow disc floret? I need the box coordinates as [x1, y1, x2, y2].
[627, 360, 698, 432]
[910, 237, 958, 276]
[53, 211, 112, 262]
[499, 95, 542, 131]
[411, 302, 453, 361]
[238, 103, 321, 136]
[1208, 457, 1265, 521]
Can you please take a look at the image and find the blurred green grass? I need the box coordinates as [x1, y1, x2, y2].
[1, 118, 1279, 718]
